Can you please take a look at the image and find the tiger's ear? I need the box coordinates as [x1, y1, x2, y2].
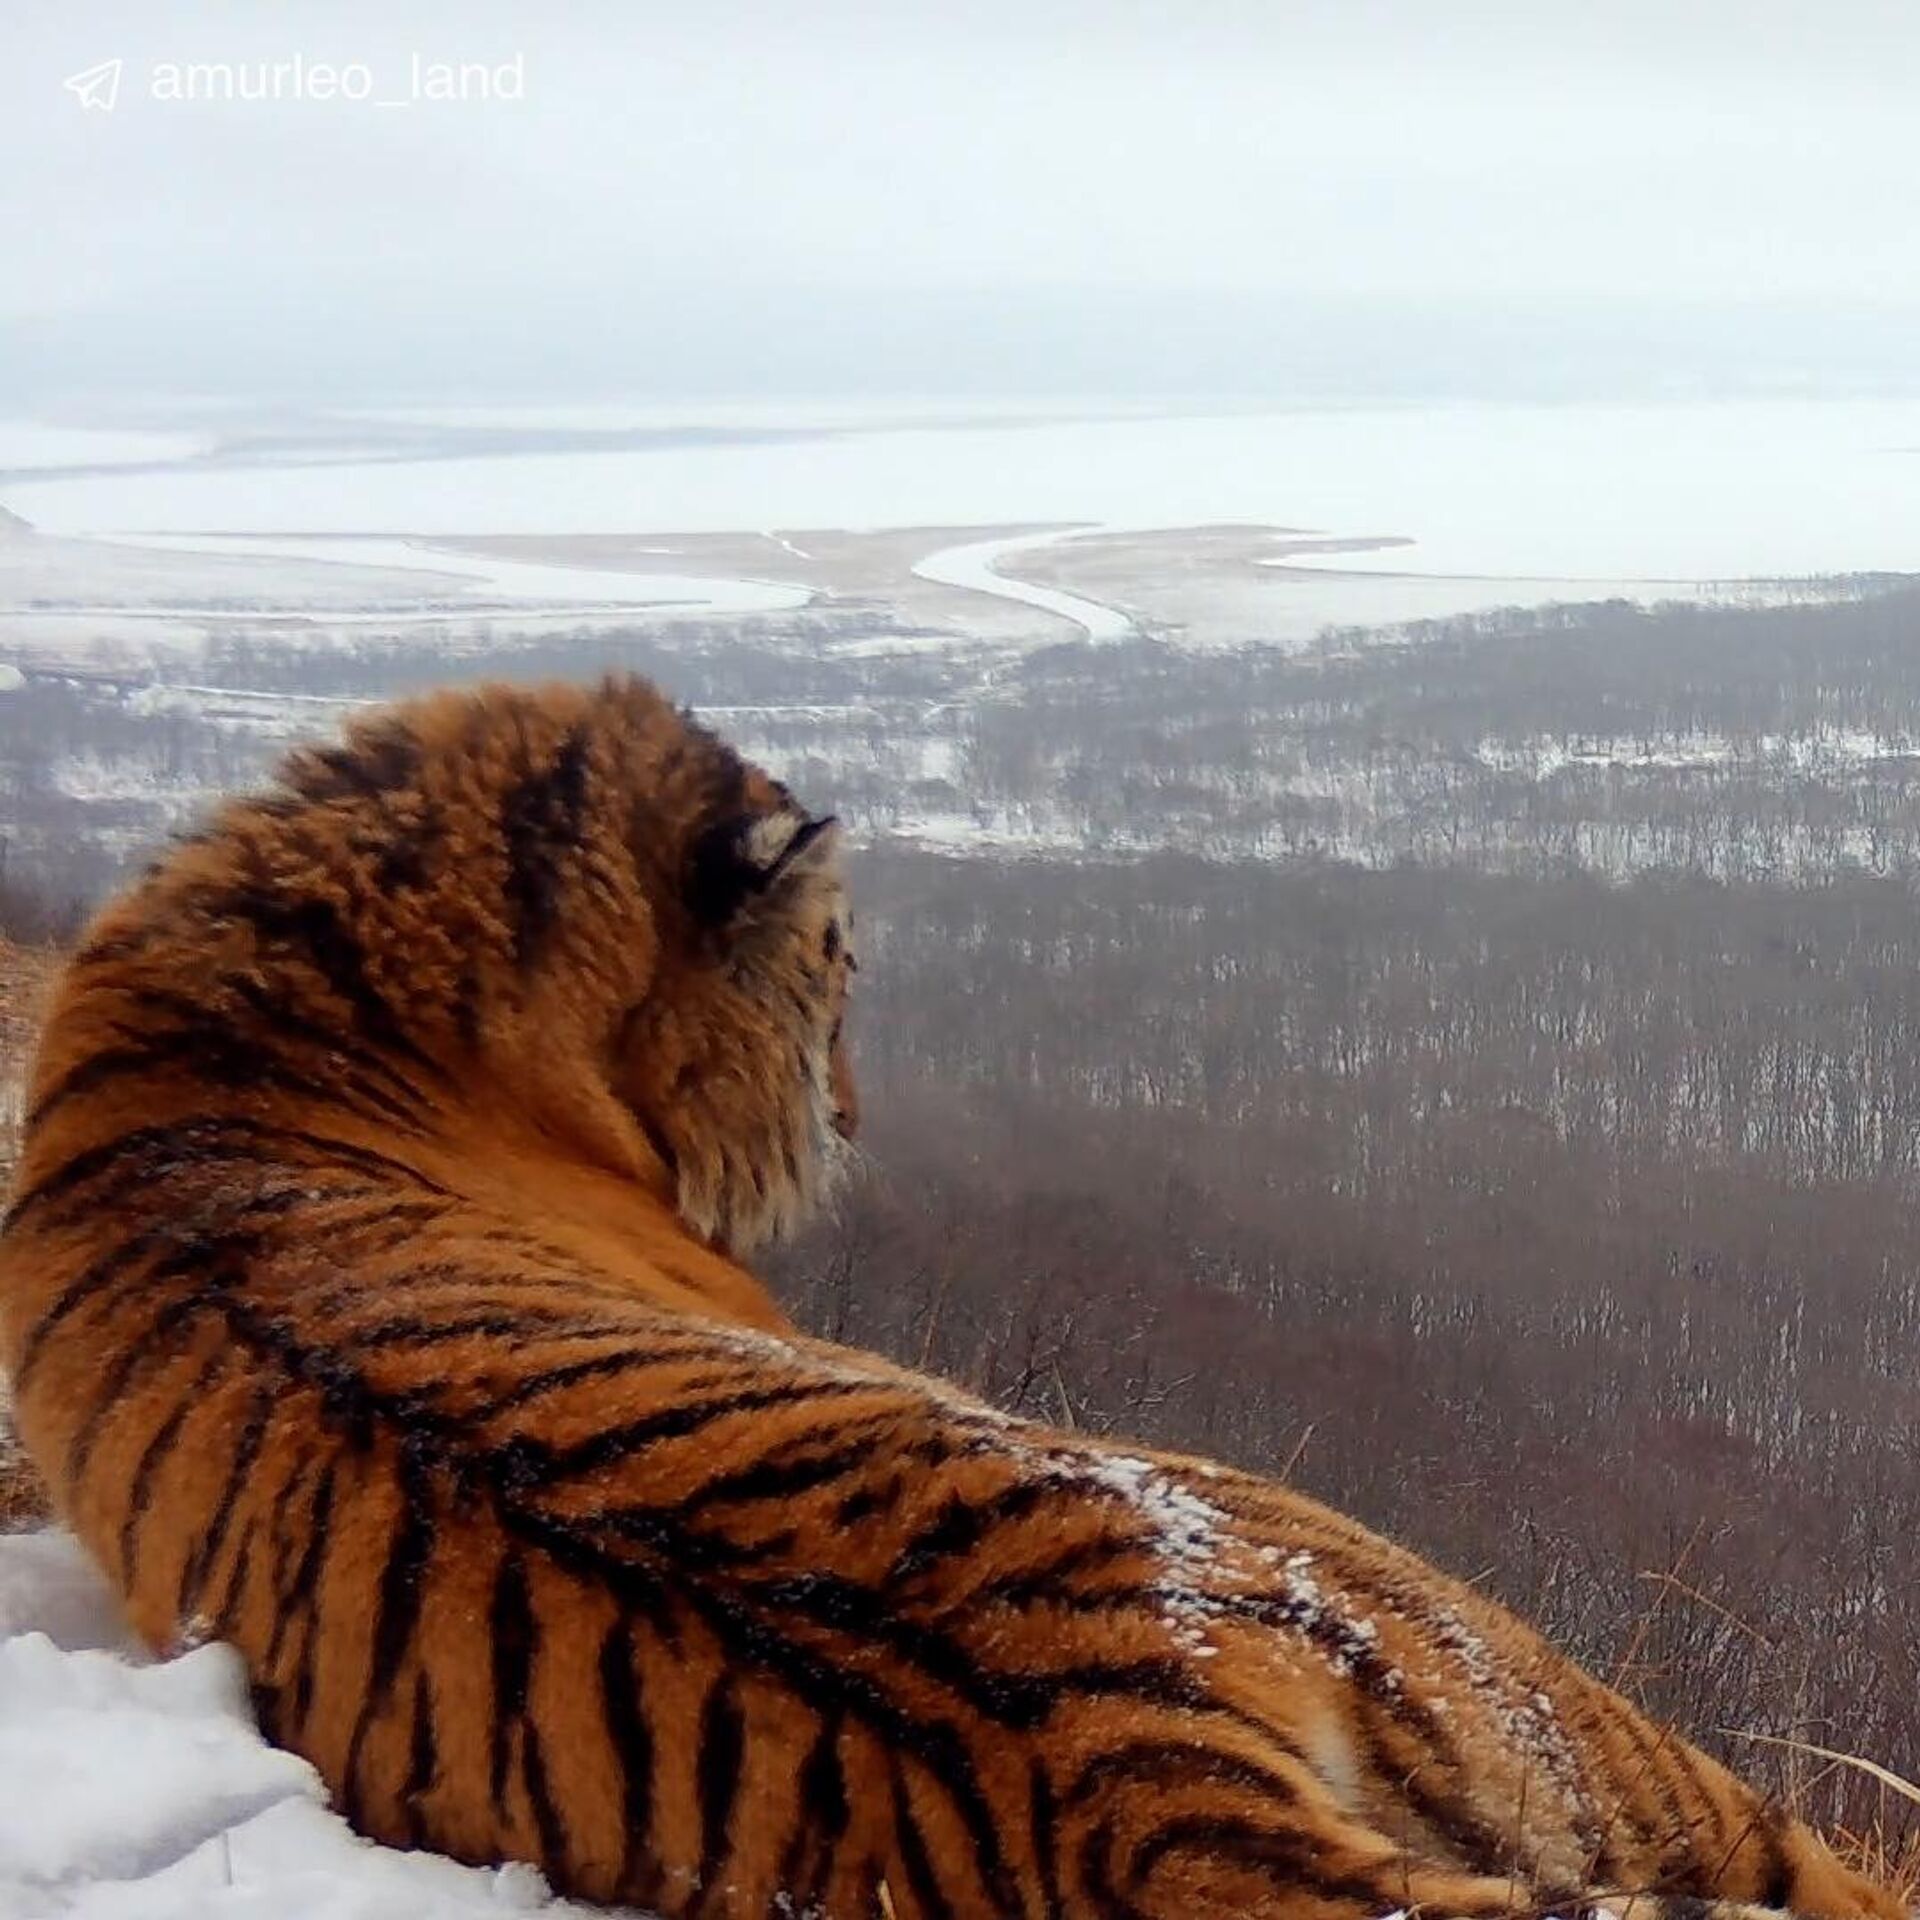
[687, 810, 839, 929]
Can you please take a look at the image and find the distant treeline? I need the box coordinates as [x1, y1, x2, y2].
[12, 581, 1920, 895]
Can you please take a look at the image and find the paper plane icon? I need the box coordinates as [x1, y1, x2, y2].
[65, 59, 124, 113]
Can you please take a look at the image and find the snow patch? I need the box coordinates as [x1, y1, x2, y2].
[1254, 1546, 1392, 1682]
[1062, 1451, 1232, 1657]
[0, 1532, 633, 1918]
[0, 1634, 318, 1891]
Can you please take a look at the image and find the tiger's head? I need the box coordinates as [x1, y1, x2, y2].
[189, 674, 859, 1255]
[614, 760, 862, 1253]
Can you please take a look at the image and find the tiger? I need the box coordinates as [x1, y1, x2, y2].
[0, 674, 1902, 1920]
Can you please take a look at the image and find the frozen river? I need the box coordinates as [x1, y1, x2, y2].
[5, 397, 1920, 625]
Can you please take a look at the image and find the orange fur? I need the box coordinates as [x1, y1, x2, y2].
[0, 676, 1900, 1920]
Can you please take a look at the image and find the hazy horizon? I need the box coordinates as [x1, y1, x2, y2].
[7, 1, 1920, 408]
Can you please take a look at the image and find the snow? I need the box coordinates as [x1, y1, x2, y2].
[96, 535, 811, 618]
[1074, 1452, 1231, 1657]
[1474, 723, 1920, 778]
[1250, 1545, 1390, 1682]
[0, 1531, 635, 1920]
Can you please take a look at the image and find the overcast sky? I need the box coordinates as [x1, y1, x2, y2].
[6, 0, 1919, 401]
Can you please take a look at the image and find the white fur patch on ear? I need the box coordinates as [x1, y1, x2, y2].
[742, 811, 805, 869]
[748, 811, 839, 880]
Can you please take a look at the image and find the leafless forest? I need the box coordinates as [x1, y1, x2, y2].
[772, 849, 1920, 1840]
[8, 582, 1920, 1840]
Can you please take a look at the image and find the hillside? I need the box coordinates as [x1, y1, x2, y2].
[0, 937, 54, 1532]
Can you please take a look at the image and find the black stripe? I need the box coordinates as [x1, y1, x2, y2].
[1754, 1800, 1795, 1910]
[888, 1480, 1052, 1585]
[1063, 1738, 1301, 1813]
[13, 1227, 179, 1387]
[197, 886, 438, 1073]
[451, 961, 482, 1051]
[308, 1194, 452, 1240]
[67, 1286, 221, 1487]
[119, 1347, 226, 1582]
[835, 1476, 904, 1528]
[223, 971, 443, 1108]
[969, 1533, 1145, 1610]
[520, 1715, 570, 1881]
[6, 1115, 444, 1229]
[694, 1674, 746, 1907]
[264, 1458, 332, 1672]
[502, 1500, 1023, 1915]
[28, 1001, 423, 1136]
[1078, 1816, 1153, 1920]
[637, 1113, 679, 1181]
[250, 1679, 284, 1745]
[1126, 1813, 1383, 1907]
[209, 1520, 258, 1639]
[259, 1457, 319, 1669]
[1590, 1688, 1690, 1863]
[674, 1436, 885, 1521]
[310, 1261, 630, 1319]
[740, 1569, 1207, 1731]
[889, 1756, 959, 1920]
[366, 1448, 437, 1707]
[174, 1289, 1032, 1910]
[177, 1381, 276, 1624]
[485, 1344, 758, 1416]
[286, 720, 421, 804]
[572, 1500, 798, 1575]
[597, 1616, 658, 1904]
[343, 1308, 629, 1353]
[1222, 1583, 1481, 1791]
[500, 722, 590, 969]
[1666, 1735, 1735, 1867]
[490, 1551, 538, 1803]
[1346, 1709, 1523, 1877]
[280, 1458, 340, 1730]
[526, 1379, 884, 1484]
[1029, 1760, 1064, 1920]
[780, 1712, 850, 1910]
[20, 1198, 308, 1397]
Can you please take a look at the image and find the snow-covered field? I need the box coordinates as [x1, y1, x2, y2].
[0, 1531, 617, 1919]
[101, 536, 811, 617]
[11, 398, 1920, 587]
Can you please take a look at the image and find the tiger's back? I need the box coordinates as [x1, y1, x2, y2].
[0, 677, 1903, 1920]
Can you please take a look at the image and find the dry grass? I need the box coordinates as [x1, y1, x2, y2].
[0, 934, 57, 1531]
[0, 934, 57, 1190]
[1725, 1734, 1920, 1907]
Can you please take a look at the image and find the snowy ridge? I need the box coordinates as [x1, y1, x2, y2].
[0, 1531, 626, 1919]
